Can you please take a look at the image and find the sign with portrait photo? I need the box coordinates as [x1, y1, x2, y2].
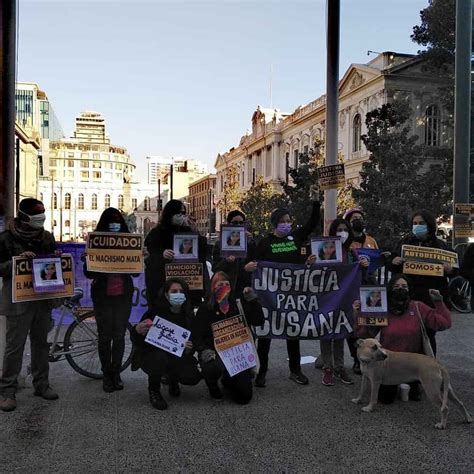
[311, 237, 343, 264]
[13, 254, 75, 303]
[220, 225, 247, 257]
[360, 286, 388, 317]
[173, 233, 199, 261]
[32, 257, 65, 293]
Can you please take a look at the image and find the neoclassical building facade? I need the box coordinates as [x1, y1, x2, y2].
[214, 52, 450, 225]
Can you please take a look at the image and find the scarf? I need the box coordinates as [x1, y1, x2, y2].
[215, 283, 231, 314]
[8, 218, 44, 244]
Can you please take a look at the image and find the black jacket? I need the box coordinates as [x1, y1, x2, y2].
[144, 224, 210, 307]
[83, 264, 136, 303]
[390, 233, 454, 307]
[192, 297, 264, 353]
[460, 243, 474, 281]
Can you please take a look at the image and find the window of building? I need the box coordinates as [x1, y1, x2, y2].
[116, 163, 123, 170]
[65, 220, 70, 227]
[65, 193, 71, 210]
[80, 171, 89, 181]
[50, 170, 57, 179]
[353, 114, 362, 152]
[144, 196, 150, 211]
[132, 198, 137, 209]
[304, 145, 309, 154]
[68, 152, 75, 158]
[64, 170, 74, 179]
[118, 195, 124, 209]
[104, 162, 112, 169]
[53, 193, 58, 209]
[80, 160, 89, 168]
[81, 153, 88, 159]
[92, 194, 98, 210]
[92, 161, 101, 168]
[78, 193, 84, 209]
[293, 149, 299, 168]
[67, 160, 75, 167]
[425, 105, 440, 146]
[93, 171, 101, 180]
[53, 220, 57, 227]
[105, 194, 111, 208]
[50, 159, 57, 167]
[93, 153, 100, 159]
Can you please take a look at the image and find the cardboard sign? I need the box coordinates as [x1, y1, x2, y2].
[165, 263, 204, 290]
[311, 236, 343, 264]
[403, 261, 444, 276]
[212, 315, 257, 377]
[454, 203, 474, 238]
[401, 244, 459, 267]
[13, 254, 75, 303]
[357, 316, 388, 327]
[220, 225, 247, 258]
[145, 315, 190, 357]
[318, 164, 345, 191]
[86, 232, 144, 274]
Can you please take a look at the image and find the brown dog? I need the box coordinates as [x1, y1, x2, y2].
[351, 338, 472, 429]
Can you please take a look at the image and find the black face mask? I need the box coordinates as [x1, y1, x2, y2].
[389, 288, 410, 314]
[351, 220, 365, 233]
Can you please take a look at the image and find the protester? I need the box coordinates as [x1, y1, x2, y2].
[192, 271, 264, 404]
[318, 218, 366, 386]
[343, 209, 379, 250]
[0, 198, 59, 412]
[212, 210, 256, 299]
[83, 207, 137, 392]
[131, 278, 201, 410]
[145, 199, 209, 309]
[390, 209, 454, 355]
[353, 274, 451, 403]
[245, 194, 321, 387]
[460, 243, 474, 311]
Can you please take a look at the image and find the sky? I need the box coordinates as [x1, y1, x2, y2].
[18, 0, 430, 179]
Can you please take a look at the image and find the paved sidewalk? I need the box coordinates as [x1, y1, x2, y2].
[1, 313, 473, 473]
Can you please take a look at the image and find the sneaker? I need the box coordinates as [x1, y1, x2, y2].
[255, 371, 266, 388]
[314, 355, 324, 369]
[149, 390, 168, 410]
[34, 386, 59, 400]
[352, 360, 362, 375]
[168, 381, 181, 398]
[0, 396, 17, 412]
[289, 370, 309, 385]
[334, 368, 354, 385]
[102, 374, 115, 393]
[322, 368, 334, 386]
[112, 373, 124, 391]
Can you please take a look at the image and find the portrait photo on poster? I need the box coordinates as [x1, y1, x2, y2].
[173, 233, 199, 261]
[360, 286, 388, 314]
[32, 256, 65, 293]
[311, 237, 343, 264]
[220, 225, 247, 256]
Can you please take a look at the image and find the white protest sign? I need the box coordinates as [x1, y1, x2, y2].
[145, 315, 190, 357]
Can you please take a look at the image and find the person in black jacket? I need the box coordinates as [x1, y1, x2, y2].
[144, 199, 209, 310]
[460, 243, 474, 311]
[83, 208, 137, 392]
[131, 278, 201, 410]
[390, 209, 455, 355]
[192, 271, 264, 405]
[245, 197, 321, 388]
[212, 210, 256, 299]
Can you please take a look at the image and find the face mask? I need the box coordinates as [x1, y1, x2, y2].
[276, 223, 292, 236]
[108, 223, 121, 232]
[337, 231, 349, 244]
[389, 288, 410, 314]
[169, 292, 186, 307]
[172, 214, 186, 226]
[22, 212, 46, 229]
[390, 288, 410, 302]
[351, 220, 365, 233]
[412, 224, 428, 239]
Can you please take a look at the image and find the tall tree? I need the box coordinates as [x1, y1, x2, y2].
[216, 164, 241, 223]
[352, 101, 452, 249]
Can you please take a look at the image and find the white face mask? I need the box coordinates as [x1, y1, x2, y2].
[171, 214, 186, 226]
[336, 231, 349, 244]
[20, 210, 46, 229]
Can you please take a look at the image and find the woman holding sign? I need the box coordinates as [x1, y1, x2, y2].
[84, 208, 137, 393]
[353, 274, 451, 403]
[131, 278, 201, 410]
[245, 193, 321, 388]
[144, 200, 209, 309]
[193, 271, 264, 404]
[390, 209, 455, 355]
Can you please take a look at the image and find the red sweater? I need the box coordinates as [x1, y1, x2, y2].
[355, 301, 451, 354]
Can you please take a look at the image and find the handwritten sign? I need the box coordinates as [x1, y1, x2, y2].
[165, 263, 204, 290]
[13, 254, 75, 303]
[86, 232, 144, 273]
[145, 315, 190, 357]
[212, 315, 257, 377]
[454, 203, 474, 238]
[318, 164, 345, 191]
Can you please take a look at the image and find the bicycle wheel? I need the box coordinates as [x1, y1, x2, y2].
[449, 276, 472, 314]
[64, 313, 135, 379]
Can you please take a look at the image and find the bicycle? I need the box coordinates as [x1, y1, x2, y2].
[48, 288, 134, 379]
[449, 276, 472, 314]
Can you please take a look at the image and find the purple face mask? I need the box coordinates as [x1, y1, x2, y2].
[277, 223, 292, 236]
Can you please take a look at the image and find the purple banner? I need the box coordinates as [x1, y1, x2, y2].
[252, 261, 361, 340]
[54, 243, 147, 324]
